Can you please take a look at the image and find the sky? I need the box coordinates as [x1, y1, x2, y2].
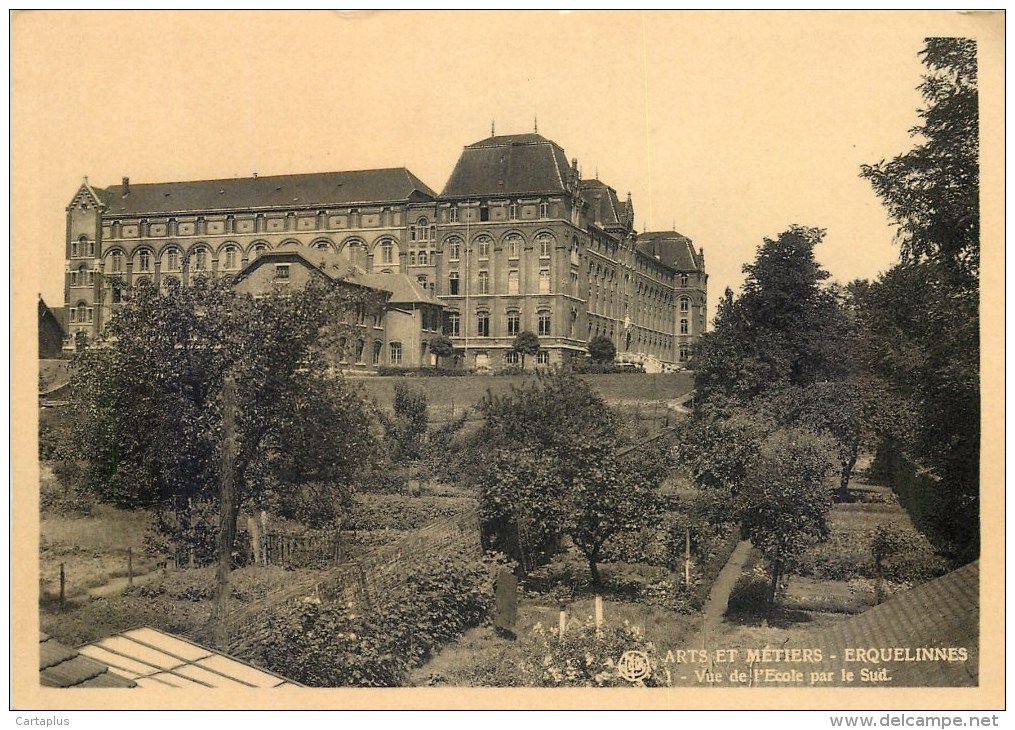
[11, 10, 1000, 323]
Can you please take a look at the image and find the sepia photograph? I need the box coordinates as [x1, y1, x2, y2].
[11, 9, 1004, 712]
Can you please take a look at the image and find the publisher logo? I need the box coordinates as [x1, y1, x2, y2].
[617, 651, 652, 683]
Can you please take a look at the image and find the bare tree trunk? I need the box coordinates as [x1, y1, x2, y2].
[216, 375, 238, 649]
[767, 561, 782, 618]
[838, 440, 861, 502]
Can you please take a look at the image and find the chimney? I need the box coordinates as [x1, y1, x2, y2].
[122, 177, 130, 197]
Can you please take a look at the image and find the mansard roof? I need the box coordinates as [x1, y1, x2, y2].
[637, 230, 704, 271]
[92, 168, 438, 217]
[441, 133, 573, 198]
[580, 179, 625, 229]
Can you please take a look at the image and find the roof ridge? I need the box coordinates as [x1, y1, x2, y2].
[109, 167, 417, 188]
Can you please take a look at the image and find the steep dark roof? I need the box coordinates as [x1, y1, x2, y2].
[95, 168, 437, 216]
[442, 133, 573, 198]
[580, 179, 624, 228]
[637, 230, 703, 271]
[40, 633, 136, 688]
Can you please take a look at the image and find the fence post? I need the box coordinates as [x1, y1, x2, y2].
[128, 547, 133, 588]
[59, 563, 65, 610]
[594, 595, 604, 636]
[684, 527, 691, 586]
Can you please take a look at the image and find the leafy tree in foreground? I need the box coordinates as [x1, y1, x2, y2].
[512, 330, 541, 370]
[587, 334, 616, 364]
[738, 428, 837, 611]
[68, 279, 381, 556]
[472, 371, 666, 586]
[859, 38, 979, 561]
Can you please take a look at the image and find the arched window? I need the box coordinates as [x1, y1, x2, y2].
[110, 251, 124, 273]
[380, 241, 394, 265]
[316, 240, 331, 251]
[252, 243, 268, 260]
[679, 296, 690, 313]
[138, 249, 152, 272]
[538, 233, 553, 258]
[373, 340, 383, 365]
[476, 235, 491, 259]
[476, 311, 490, 337]
[356, 339, 365, 363]
[193, 247, 208, 271]
[506, 234, 521, 259]
[165, 248, 180, 271]
[418, 250, 429, 266]
[448, 237, 462, 262]
[412, 217, 431, 242]
[223, 245, 238, 270]
[538, 310, 552, 336]
[680, 318, 689, 335]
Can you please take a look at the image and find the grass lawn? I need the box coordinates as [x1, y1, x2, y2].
[40, 503, 157, 602]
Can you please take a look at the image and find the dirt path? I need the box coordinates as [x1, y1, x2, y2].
[86, 568, 163, 599]
[698, 539, 753, 648]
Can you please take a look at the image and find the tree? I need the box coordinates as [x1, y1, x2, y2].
[587, 335, 616, 364]
[858, 38, 980, 561]
[512, 330, 541, 370]
[738, 428, 837, 611]
[472, 372, 666, 585]
[428, 335, 455, 369]
[68, 279, 381, 557]
[380, 382, 429, 463]
[693, 226, 849, 406]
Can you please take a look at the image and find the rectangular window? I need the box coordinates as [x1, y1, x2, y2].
[507, 312, 520, 335]
[71, 241, 79, 258]
[477, 312, 490, 337]
[449, 272, 460, 295]
[167, 250, 179, 271]
[539, 269, 550, 294]
[480, 204, 489, 222]
[538, 311, 551, 336]
[450, 240, 460, 261]
[139, 250, 151, 272]
[509, 203, 518, 220]
[508, 270, 519, 295]
[536, 351, 550, 365]
[539, 201, 549, 219]
[680, 318, 689, 335]
[390, 342, 402, 365]
[275, 264, 290, 280]
[505, 351, 521, 366]
[478, 270, 489, 294]
[448, 312, 460, 337]
[449, 207, 459, 223]
[417, 274, 428, 288]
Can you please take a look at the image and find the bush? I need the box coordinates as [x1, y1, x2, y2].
[516, 617, 669, 687]
[234, 552, 492, 686]
[726, 570, 774, 617]
[376, 366, 468, 377]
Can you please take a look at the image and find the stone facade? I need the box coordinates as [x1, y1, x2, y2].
[62, 132, 706, 370]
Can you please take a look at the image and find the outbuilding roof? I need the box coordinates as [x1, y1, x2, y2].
[77, 627, 301, 688]
[40, 632, 136, 688]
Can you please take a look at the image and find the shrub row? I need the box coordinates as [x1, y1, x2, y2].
[233, 552, 492, 686]
[376, 366, 468, 377]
